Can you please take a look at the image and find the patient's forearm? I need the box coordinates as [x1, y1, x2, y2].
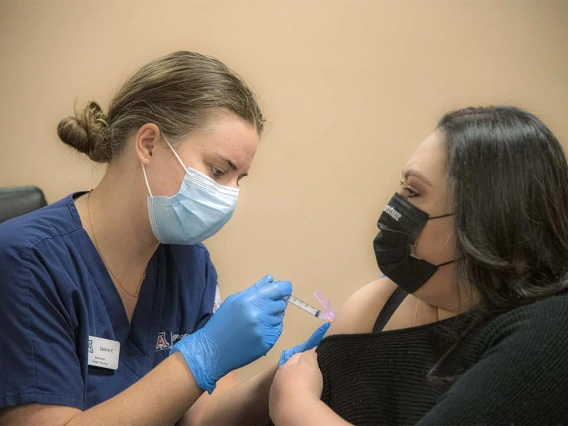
[199, 364, 278, 426]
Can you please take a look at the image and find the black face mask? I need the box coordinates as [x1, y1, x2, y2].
[373, 193, 454, 293]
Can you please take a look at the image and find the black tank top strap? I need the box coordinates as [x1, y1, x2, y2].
[372, 286, 408, 333]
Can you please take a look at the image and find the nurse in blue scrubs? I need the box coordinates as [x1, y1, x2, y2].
[0, 51, 293, 425]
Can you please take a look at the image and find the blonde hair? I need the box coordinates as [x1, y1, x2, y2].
[58, 51, 265, 163]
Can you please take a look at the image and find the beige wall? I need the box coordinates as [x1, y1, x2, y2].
[1, 0, 567, 379]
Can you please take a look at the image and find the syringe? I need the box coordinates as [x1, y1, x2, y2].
[287, 295, 333, 321]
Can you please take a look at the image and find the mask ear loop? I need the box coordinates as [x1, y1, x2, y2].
[425, 212, 458, 266]
[409, 217, 458, 264]
[430, 212, 454, 220]
[140, 133, 187, 199]
[436, 259, 458, 268]
[162, 135, 190, 172]
[141, 163, 154, 198]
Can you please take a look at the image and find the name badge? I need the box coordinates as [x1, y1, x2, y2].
[88, 336, 120, 370]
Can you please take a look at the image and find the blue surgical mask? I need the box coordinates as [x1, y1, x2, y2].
[141, 138, 239, 245]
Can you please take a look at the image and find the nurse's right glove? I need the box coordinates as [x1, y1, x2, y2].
[171, 274, 292, 393]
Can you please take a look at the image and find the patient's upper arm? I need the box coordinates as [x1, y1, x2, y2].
[327, 277, 398, 335]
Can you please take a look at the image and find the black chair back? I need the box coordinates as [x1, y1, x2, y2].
[0, 186, 48, 223]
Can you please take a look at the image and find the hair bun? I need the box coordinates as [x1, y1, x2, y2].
[57, 101, 111, 163]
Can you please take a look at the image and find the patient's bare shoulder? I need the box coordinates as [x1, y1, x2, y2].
[327, 277, 398, 335]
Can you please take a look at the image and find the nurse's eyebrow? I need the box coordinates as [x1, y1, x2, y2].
[215, 153, 238, 171]
[402, 169, 433, 187]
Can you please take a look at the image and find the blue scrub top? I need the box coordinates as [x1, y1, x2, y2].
[0, 193, 218, 410]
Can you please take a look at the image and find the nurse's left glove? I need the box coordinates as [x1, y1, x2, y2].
[170, 274, 292, 394]
[278, 322, 330, 366]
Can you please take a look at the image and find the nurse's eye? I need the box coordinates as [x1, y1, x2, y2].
[399, 181, 419, 198]
[210, 166, 226, 178]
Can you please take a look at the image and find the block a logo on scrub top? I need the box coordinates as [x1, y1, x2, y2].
[154, 287, 223, 351]
[156, 332, 189, 351]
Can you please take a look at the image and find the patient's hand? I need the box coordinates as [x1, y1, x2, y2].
[269, 350, 323, 421]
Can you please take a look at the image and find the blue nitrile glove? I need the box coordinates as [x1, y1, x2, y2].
[278, 322, 330, 367]
[171, 274, 292, 393]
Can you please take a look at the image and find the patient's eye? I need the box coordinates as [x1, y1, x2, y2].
[399, 181, 419, 198]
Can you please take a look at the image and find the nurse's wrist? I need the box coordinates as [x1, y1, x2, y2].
[174, 350, 217, 394]
[170, 331, 219, 394]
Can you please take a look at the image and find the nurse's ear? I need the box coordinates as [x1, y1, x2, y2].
[134, 123, 160, 165]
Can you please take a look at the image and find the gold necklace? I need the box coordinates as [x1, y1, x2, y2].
[87, 192, 145, 298]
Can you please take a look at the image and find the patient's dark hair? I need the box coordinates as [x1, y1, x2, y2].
[429, 106, 568, 384]
[441, 106, 568, 313]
